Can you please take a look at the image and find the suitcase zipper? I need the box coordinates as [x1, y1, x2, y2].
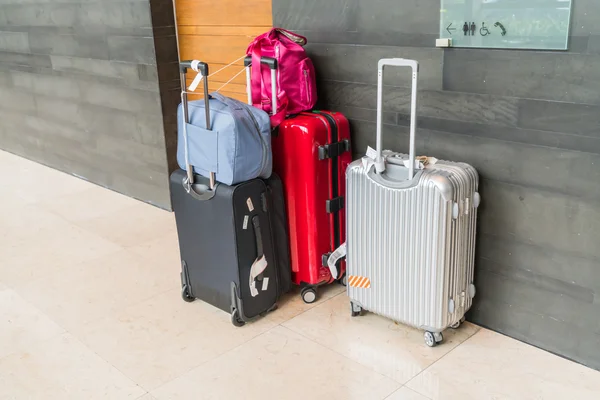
[316, 112, 341, 253]
[303, 70, 311, 103]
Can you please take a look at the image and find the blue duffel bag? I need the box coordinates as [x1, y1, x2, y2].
[177, 90, 272, 187]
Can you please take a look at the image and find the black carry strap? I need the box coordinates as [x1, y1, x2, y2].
[249, 214, 268, 297]
[318, 139, 350, 160]
[252, 215, 264, 259]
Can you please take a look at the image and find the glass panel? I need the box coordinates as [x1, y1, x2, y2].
[439, 0, 572, 50]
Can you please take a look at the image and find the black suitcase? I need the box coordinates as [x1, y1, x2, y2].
[171, 170, 291, 326]
[172, 60, 291, 326]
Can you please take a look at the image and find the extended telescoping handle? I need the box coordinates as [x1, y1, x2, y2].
[376, 58, 419, 180]
[244, 56, 278, 114]
[179, 60, 215, 189]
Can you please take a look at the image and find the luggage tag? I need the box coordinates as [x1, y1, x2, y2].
[249, 255, 268, 297]
[362, 146, 379, 173]
[418, 156, 438, 166]
[327, 243, 347, 279]
[261, 277, 269, 291]
[188, 73, 203, 92]
[187, 60, 205, 92]
[365, 146, 378, 160]
[399, 156, 438, 170]
[401, 159, 425, 170]
[361, 157, 373, 172]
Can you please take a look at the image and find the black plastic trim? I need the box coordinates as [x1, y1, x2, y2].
[318, 139, 350, 160]
[321, 252, 332, 267]
[326, 196, 345, 214]
[180, 260, 193, 297]
[179, 60, 208, 75]
[244, 56, 278, 69]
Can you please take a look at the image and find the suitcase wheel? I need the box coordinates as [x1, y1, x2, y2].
[350, 302, 362, 317]
[424, 331, 443, 347]
[450, 316, 466, 329]
[301, 287, 317, 304]
[339, 273, 347, 287]
[181, 285, 195, 303]
[231, 309, 246, 327]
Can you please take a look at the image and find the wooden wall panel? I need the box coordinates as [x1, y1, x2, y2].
[177, 26, 269, 37]
[176, 0, 272, 26]
[178, 35, 251, 65]
[175, 0, 272, 102]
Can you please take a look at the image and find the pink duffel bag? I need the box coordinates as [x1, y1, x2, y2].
[246, 28, 317, 127]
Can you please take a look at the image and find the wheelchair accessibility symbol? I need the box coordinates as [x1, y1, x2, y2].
[480, 22, 491, 36]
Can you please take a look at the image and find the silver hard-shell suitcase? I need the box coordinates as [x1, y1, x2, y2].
[345, 58, 480, 347]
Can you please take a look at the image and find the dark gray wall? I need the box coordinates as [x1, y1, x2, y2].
[274, 0, 600, 369]
[0, 0, 179, 209]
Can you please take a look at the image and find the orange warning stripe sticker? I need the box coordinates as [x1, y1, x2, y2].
[348, 275, 371, 288]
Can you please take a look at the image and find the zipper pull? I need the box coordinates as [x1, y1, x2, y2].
[303, 70, 310, 102]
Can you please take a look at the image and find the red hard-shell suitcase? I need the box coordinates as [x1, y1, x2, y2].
[273, 111, 352, 303]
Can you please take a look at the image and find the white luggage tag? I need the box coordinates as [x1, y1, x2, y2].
[401, 159, 426, 170]
[361, 156, 374, 172]
[362, 146, 385, 173]
[261, 277, 269, 291]
[187, 60, 205, 92]
[413, 156, 438, 168]
[327, 243, 347, 279]
[188, 74, 203, 92]
[249, 255, 268, 297]
[387, 154, 438, 170]
[365, 146, 378, 160]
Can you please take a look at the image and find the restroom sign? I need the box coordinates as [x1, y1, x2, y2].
[439, 0, 572, 50]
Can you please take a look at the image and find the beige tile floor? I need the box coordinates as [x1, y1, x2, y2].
[1, 149, 600, 400]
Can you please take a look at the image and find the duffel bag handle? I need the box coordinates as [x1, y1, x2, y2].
[179, 60, 216, 190]
[210, 92, 244, 111]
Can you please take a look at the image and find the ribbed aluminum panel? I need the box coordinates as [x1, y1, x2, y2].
[346, 158, 479, 332]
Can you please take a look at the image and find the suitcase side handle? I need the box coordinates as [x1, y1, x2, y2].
[179, 60, 216, 190]
[249, 215, 269, 298]
[376, 58, 419, 180]
[243, 56, 278, 114]
[252, 215, 264, 258]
